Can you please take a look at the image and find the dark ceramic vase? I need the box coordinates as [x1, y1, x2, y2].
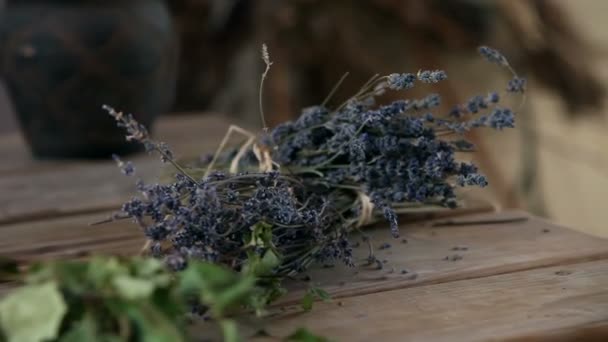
[0, 0, 178, 158]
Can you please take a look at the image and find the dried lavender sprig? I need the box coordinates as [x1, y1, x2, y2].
[111, 154, 135, 176]
[507, 77, 526, 93]
[259, 44, 273, 132]
[387, 73, 416, 90]
[417, 70, 447, 83]
[103, 105, 198, 185]
[478, 46, 509, 67]
[322, 72, 350, 107]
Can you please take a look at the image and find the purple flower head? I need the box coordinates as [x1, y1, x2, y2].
[487, 92, 500, 103]
[478, 46, 509, 66]
[414, 93, 441, 110]
[295, 106, 329, 129]
[466, 95, 489, 114]
[488, 108, 515, 130]
[507, 77, 526, 93]
[417, 70, 447, 83]
[387, 73, 416, 90]
[111, 154, 135, 176]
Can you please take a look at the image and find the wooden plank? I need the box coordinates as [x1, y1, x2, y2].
[0, 205, 492, 262]
[0, 114, 236, 224]
[228, 259, 608, 341]
[0, 212, 144, 260]
[277, 210, 608, 305]
[1, 210, 607, 306]
[1, 210, 607, 340]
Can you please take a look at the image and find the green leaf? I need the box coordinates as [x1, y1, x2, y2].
[301, 287, 331, 312]
[126, 303, 184, 342]
[286, 328, 331, 342]
[178, 262, 236, 294]
[261, 250, 280, 271]
[219, 319, 241, 342]
[0, 282, 67, 342]
[244, 249, 282, 277]
[247, 222, 274, 248]
[249, 280, 287, 316]
[112, 275, 156, 300]
[300, 292, 314, 312]
[177, 262, 257, 317]
[210, 275, 256, 316]
[86, 257, 129, 287]
[133, 258, 164, 277]
[310, 287, 331, 302]
[60, 314, 99, 342]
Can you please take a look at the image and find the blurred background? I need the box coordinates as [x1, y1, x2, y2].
[0, 0, 607, 236]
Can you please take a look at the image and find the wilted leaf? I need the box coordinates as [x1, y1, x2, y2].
[0, 282, 67, 342]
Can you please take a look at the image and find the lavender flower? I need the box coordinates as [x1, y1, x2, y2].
[507, 77, 526, 93]
[104, 105, 150, 147]
[417, 70, 447, 83]
[413, 93, 441, 110]
[111, 154, 135, 176]
[466, 95, 488, 113]
[488, 108, 515, 130]
[478, 46, 509, 66]
[487, 92, 500, 103]
[387, 73, 416, 90]
[104, 105, 178, 166]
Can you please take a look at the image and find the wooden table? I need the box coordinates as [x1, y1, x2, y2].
[1, 114, 608, 341]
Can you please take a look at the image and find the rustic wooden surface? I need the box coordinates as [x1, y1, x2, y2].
[1, 114, 607, 341]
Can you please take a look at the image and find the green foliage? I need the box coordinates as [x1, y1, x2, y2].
[219, 319, 241, 342]
[178, 262, 257, 317]
[301, 287, 332, 312]
[286, 328, 332, 342]
[0, 282, 66, 342]
[0, 257, 184, 342]
[0, 256, 328, 342]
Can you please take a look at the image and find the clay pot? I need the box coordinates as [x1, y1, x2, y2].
[0, 0, 178, 158]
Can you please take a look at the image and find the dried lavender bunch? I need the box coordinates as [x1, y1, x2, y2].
[123, 170, 353, 276]
[108, 46, 522, 279]
[255, 46, 523, 238]
[106, 106, 355, 278]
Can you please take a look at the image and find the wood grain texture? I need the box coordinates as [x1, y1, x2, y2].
[2, 210, 607, 307]
[277, 210, 608, 305]
[230, 260, 608, 342]
[0, 114, 235, 224]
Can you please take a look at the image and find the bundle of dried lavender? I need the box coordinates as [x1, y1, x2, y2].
[106, 46, 522, 284]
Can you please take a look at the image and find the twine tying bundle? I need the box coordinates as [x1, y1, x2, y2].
[356, 191, 375, 228]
